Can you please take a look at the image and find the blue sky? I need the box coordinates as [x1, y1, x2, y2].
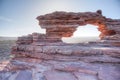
[0, 0, 120, 37]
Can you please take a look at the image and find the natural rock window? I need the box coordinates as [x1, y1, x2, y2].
[62, 24, 101, 43]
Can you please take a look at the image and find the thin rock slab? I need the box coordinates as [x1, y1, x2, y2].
[98, 64, 120, 80]
[15, 70, 32, 80]
[74, 72, 98, 80]
[44, 70, 77, 80]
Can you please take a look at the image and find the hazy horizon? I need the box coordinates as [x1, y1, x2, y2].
[0, 36, 100, 43]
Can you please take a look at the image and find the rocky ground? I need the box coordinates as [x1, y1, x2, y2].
[0, 42, 120, 80]
[0, 37, 119, 80]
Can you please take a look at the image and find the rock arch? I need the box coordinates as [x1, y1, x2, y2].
[37, 10, 118, 41]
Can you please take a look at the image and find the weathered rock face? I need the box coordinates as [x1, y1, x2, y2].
[0, 10, 120, 80]
[37, 10, 120, 40]
[16, 33, 62, 44]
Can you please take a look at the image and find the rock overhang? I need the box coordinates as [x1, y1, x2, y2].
[36, 10, 119, 39]
[36, 10, 105, 26]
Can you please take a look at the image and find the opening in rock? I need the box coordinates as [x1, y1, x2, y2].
[62, 24, 101, 43]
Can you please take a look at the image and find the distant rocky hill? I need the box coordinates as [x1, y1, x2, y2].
[0, 36, 17, 41]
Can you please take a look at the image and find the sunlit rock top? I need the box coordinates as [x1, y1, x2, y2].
[37, 10, 120, 40]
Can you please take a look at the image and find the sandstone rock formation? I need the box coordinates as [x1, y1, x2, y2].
[0, 10, 120, 80]
[37, 10, 119, 40]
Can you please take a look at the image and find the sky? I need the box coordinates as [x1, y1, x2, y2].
[0, 0, 120, 37]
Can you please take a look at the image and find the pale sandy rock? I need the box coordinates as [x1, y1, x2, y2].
[44, 70, 77, 80]
[98, 64, 120, 80]
[74, 72, 98, 80]
[15, 70, 32, 80]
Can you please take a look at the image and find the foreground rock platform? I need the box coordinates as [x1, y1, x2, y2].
[0, 57, 120, 80]
[0, 10, 120, 80]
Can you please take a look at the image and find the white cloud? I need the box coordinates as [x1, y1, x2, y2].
[0, 16, 13, 22]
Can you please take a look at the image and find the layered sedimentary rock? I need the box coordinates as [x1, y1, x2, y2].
[13, 10, 120, 58]
[37, 10, 120, 40]
[0, 10, 120, 80]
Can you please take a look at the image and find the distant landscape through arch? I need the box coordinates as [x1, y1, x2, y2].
[62, 24, 101, 43]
